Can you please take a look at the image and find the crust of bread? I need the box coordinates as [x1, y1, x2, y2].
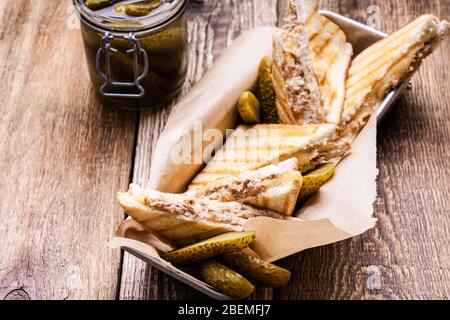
[341, 15, 450, 140]
[272, 26, 325, 125]
[194, 158, 303, 216]
[188, 124, 348, 190]
[286, 0, 353, 124]
[118, 185, 289, 245]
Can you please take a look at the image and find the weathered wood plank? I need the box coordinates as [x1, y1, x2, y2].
[119, 0, 279, 300]
[0, 0, 137, 299]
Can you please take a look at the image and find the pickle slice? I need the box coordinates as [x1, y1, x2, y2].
[200, 261, 255, 299]
[220, 251, 291, 288]
[84, 0, 121, 11]
[114, 4, 126, 13]
[238, 91, 261, 124]
[162, 231, 256, 266]
[299, 163, 335, 201]
[124, 0, 164, 17]
[257, 57, 279, 124]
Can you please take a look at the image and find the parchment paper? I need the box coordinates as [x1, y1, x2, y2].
[112, 27, 377, 263]
[148, 27, 278, 193]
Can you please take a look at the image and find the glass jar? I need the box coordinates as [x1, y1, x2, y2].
[73, 0, 188, 110]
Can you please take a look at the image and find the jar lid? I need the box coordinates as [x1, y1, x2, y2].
[73, 0, 186, 32]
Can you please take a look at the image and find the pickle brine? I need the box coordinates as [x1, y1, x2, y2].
[79, 0, 188, 109]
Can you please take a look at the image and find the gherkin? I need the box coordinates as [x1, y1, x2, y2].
[199, 261, 255, 299]
[256, 56, 279, 124]
[299, 163, 336, 201]
[124, 0, 164, 16]
[85, 0, 164, 16]
[161, 231, 256, 266]
[84, 0, 121, 11]
[220, 251, 291, 288]
[238, 91, 261, 124]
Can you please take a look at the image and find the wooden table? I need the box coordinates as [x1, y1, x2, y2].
[1, 0, 449, 300]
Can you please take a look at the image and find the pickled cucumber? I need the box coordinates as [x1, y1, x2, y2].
[107, 22, 187, 55]
[114, 4, 126, 13]
[220, 251, 291, 288]
[238, 91, 261, 124]
[200, 261, 255, 299]
[79, 8, 188, 109]
[138, 24, 187, 54]
[162, 231, 256, 266]
[103, 50, 185, 107]
[84, 0, 121, 11]
[124, 0, 164, 16]
[108, 49, 183, 89]
[299, 163, 335, 201]
[105, 21, 143, 29]
[257, 56, 278, 124]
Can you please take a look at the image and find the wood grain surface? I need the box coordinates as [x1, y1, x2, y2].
[0, 0, 449, 300]
[0, 1, 137, 299]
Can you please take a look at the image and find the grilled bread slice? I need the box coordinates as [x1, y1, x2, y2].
[118, 184, 288, 245]
[341, 15, 450, 140]
[194, 158, 303, 216]
[286, 0, 353, 124]
[188, 124, 349, 191]
[272, 26, 325, 125]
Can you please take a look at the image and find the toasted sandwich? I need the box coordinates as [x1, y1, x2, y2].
[193, 158, 303, 216]
[341, 15, 450, 140]
[272, 26, 325, 125]
[188, 124, 349, 191]
[118, 184, 288, 245]
[286, 0, 353, 124]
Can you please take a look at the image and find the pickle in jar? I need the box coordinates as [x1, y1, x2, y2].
[85, 0, 165, 16]
[124, 0, 164, 16]
[84, 0, 122, 11]
[78, 0, 189, 109]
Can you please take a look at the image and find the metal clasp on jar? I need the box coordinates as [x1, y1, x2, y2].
[96, 32, 149, 98]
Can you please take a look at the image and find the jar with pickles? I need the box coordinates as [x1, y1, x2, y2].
[73, 0, 189, 110]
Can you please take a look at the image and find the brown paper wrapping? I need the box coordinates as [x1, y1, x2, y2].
[111, 27, 377, 263]
[148, 27, 278, 193]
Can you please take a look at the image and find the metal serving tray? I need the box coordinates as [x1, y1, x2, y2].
[117, 11, 410, 300]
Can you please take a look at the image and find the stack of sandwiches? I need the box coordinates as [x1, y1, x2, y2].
[118, 0, 449, 245]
